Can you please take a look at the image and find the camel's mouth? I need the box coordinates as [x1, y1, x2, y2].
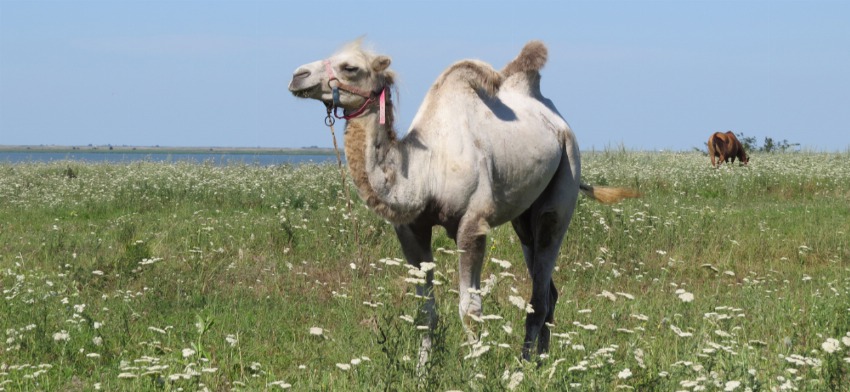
[289, 83, 320, 98]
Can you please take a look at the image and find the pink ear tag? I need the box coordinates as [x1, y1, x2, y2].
[379, 89, 386, 125]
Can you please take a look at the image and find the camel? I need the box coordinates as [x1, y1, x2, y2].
[288, 39, 639, 360]
[708, 131, 749, 167]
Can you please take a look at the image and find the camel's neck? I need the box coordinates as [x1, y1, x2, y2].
[343, 102, 425, 224]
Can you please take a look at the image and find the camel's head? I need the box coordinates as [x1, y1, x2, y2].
[289, 40, 395, 112]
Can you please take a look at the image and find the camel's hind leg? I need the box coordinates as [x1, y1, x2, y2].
[511, 155, 580, 360]
[394, 222, 435, 364]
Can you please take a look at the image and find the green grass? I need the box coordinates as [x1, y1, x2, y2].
[1, 152, 849, 391]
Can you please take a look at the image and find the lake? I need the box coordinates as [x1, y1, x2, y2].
[0, 151, 342, 165]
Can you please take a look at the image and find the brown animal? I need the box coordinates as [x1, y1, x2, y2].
[708, 131, 749, 167]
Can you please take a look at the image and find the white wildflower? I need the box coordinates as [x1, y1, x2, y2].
[268, 380, 292, 389]
[336, 363, 351, 371]
[724, 380, 741, 391]
[506, 371, 524, 390]
[508, 295, 534, 313]
[464, 344, 491, 359]
[148, 326, 167, 334]
[568, 360, 589, 372]
[616, 292, 635, 300]
[676, 289, 694, 302]
[822, 338, 841, 354]
[631, 313, 649, 321]
[670, 325, 693, 337]
[618, 368, 632, 379]
[53, 330, 70, 342]
[182, 348, 196, 358]
[573, 321, 598, 331]
[491, 258, 512, 269]
[599, 290, 617, 301]
[309, 327, 324, 337]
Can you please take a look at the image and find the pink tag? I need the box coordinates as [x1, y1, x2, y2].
[379, 89, 386, 125]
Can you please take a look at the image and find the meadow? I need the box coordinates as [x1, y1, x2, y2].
[1, 151, 848, 391]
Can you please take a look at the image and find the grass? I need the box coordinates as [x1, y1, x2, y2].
[1, 151, 848, 391]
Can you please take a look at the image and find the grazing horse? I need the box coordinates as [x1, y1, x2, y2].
[708, 131, 749, 167]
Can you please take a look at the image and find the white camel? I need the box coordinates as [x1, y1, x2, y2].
[289, 39, 638, 359]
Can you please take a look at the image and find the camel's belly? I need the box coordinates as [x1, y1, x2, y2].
[486, 138, 563, 224]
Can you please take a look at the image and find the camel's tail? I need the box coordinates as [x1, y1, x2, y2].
[579, 183, 641, 204]
[501, 40, 548, 78]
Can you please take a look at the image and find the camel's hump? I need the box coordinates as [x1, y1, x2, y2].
[501, 41, 548, 77]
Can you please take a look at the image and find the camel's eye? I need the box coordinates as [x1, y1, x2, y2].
[342, 65, 359, 73]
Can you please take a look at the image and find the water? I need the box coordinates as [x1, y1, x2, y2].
[0, 151, 341, 165]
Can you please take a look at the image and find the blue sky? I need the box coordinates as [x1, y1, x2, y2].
[1, 0, 848, 151]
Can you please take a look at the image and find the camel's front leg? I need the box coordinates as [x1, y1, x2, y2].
[455, 215, 489, 342]
[393, 223, 435, 363]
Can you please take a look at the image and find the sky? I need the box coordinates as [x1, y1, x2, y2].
[1, 0, 849, 151]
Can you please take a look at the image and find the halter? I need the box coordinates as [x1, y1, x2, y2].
[323, 60, 386, 125]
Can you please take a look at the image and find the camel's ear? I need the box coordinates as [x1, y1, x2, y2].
[372, 56, 391, 72]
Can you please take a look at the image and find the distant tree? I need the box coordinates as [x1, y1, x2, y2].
[762, 137, 775, 153]
[735, 132, 758, 152]
[698, 131, 799, 153]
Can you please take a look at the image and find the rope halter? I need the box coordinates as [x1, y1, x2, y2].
[323, 59, 386, 125]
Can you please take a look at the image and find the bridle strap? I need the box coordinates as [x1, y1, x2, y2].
[323, 60, 373, 100]
[323, 59, 387, 124]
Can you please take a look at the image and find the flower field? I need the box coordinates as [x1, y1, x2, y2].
[1, 151, 849, 391]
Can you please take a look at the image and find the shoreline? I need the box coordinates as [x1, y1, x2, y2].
[0, 145, 337, 155]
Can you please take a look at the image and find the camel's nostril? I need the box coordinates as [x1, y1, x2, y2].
[293, 70, 310, 80]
